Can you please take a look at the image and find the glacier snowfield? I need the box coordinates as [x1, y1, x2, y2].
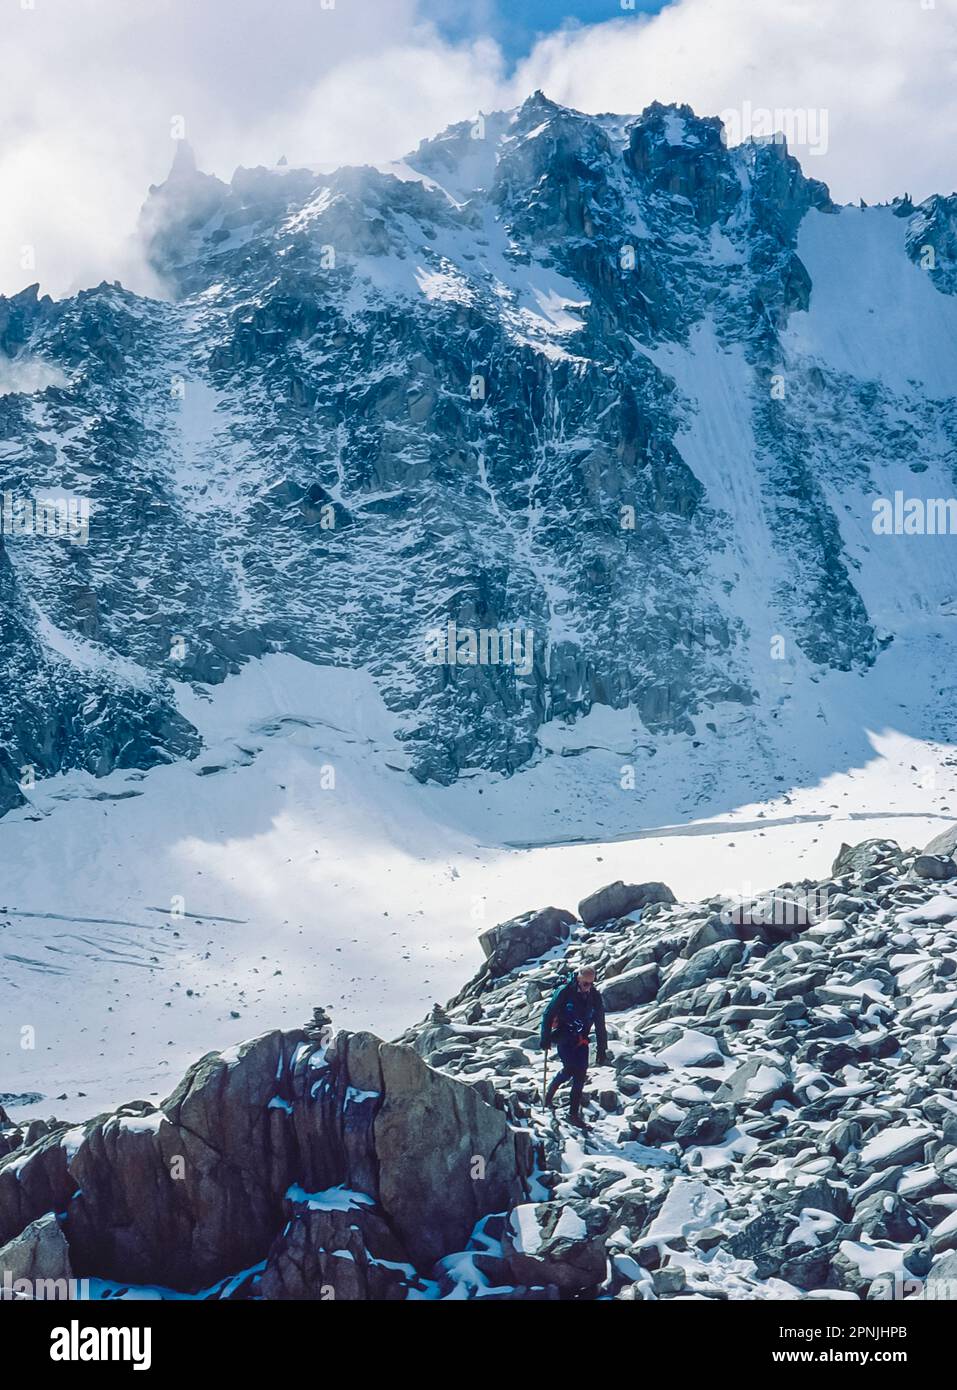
[1, 646, 954, 1120]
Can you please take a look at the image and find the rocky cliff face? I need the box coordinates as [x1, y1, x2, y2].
[4, 827, 957, 1301]
[0, 1017, 531, 1299]
[2, 94, 956, 807]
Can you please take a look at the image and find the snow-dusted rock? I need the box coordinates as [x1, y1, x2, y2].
[714, 1056, 792, 1112]
[504, 1202, 607, 1292]
[601, 963, 660, 1011]
[578, 881, 676, 929]
[658, 941, 744, 1003]
[859, 1126, 935, 1171]
[479, 906, 576, 978]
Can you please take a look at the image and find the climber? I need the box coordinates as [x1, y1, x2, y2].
[540, 965, 611, 1130]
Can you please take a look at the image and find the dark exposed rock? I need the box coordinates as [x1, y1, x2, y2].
[370, 1039, 526, 1266]
[479, 907, 576, 977]
[674, 1105, 733, 1148]
[854, 1190, 925, 1243]
[792, 1179, 852, 1222]
[601, 963, 660, 1011]
[578, 881, 676, 928]
[65, 1032, 299, 1286]
[0, 1125, 72, 1249]
[658, 940, 744, 1002]
[725, 1212, 791, 1278]
[504, 1201, 608, 1292]
[261, 1201, 410, 1301]
[779, 1249, 832, 1291]
[0, 1026, 529, 1294]
[912, 854, 957, 882]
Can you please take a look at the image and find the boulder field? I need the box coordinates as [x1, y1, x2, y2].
[4, 830, 957, 1300]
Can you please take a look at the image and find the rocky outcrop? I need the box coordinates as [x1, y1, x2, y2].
[261, 1197, 410, 1301]
[504, 1201, 608, 1292]
[904, 192, 957, 295]
[66, 1031, 299, 1287]
[372, 1040, 525, 1265]
[0, 1213, 74, 1290]
[578, 881, 676, 928]
[0, 1123, 72, 1249]
[922, 824, 957, 859]
[479, 906, 576, 977]
[0, 1025, 531, 1297]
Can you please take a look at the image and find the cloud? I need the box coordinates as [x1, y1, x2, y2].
[513, 0, 957, 205]
[0, 0, 954, 301]
[0, 355, 68, 396]
[0, 0, 451, 299]
[251, 35, 505, 172]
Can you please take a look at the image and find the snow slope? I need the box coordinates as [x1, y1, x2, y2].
[2, 646, 954, 1120]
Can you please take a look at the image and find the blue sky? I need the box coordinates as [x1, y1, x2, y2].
[423, 0, 671, 61]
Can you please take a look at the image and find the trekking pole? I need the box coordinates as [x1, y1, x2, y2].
[542, 1047, 549, 1107]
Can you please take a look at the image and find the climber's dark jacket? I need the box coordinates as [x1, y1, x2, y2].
[540, 979, 608, 1057]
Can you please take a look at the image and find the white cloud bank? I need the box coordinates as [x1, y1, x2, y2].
[515, 0, 957, 205]
[0, 0, 954, 299]
[0, 355, 68, 396]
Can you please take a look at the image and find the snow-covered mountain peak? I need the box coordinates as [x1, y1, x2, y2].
[1, 98, 957, 817]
